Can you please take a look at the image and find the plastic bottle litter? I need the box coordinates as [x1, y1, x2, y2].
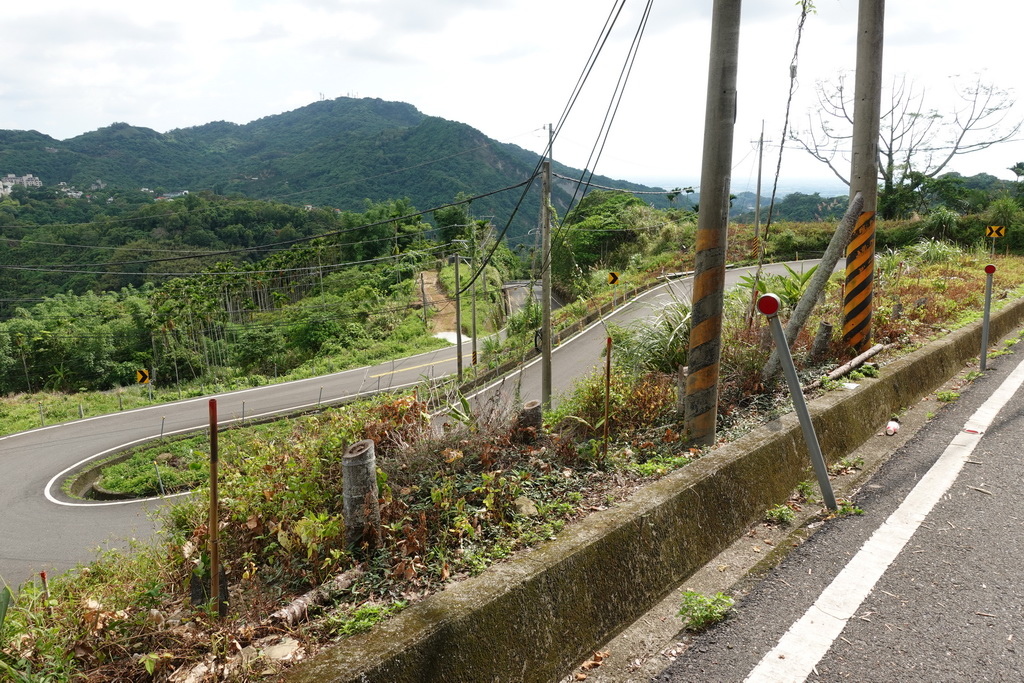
[885, 420, 900, 436]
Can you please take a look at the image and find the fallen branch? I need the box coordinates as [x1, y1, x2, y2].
[268, 567, 364, 627]
[802, 343, 889, 392]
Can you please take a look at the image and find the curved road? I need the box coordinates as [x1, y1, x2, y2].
[0, 261, 817, 586]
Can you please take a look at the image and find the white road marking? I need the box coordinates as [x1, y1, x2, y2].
[745, 353, 1024, 683]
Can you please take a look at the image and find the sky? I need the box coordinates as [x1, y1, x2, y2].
[2, 0, 1022, 198]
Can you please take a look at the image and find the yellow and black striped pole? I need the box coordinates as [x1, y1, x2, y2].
[682, 0, 740, 446]
[843, 211, 875, 352]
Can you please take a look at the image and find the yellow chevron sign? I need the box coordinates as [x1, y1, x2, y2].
[608, 272, 619, 285]
[986, 225, 1006, 238]
[136, 369, 150, 384]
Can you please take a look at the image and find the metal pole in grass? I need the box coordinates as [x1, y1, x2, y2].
[603, 336, 612, 461]
[757, 294, 837, 510]
[38, 403, 44, 428]
[208, 399, 225, 617]
[153, 460, 166, 497]
[981, 264, 996, 371]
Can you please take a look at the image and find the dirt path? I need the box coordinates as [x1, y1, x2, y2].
[419, 270, 457, 333]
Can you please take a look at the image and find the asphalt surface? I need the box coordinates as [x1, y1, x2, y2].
[0, 262, 812, 588]
[653, 334, 1024, 681]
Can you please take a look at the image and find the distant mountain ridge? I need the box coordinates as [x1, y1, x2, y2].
[0, 97, 679, 237]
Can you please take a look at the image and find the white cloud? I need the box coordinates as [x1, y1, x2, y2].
[0, 0, 1021, 187]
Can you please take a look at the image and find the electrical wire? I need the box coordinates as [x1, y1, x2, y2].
[546, 0, 655, 270]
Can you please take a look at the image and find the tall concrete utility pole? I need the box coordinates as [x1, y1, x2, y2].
[843, 0, 884, 352]
[541, 158, 553, 407]
[684, 0, 742, 446]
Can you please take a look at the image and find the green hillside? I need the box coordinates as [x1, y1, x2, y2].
[0, 97, 676, 237]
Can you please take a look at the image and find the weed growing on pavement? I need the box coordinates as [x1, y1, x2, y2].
[834, 499, 865, 517]
[936, 390, 960, 403]
[678, 591, 735, 631]
[829, 456, 864, 476]
[764, 504, 796, 526]
[796, 480, 817, 503]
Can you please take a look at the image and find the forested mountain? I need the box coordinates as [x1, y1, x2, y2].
[0, 97, 675, 235]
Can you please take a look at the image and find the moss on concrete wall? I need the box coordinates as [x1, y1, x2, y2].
[287, 296, 1024, 683]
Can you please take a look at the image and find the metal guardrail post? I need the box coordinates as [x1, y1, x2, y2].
[981, 264, 995, 371]
[758, 294, 837, 510]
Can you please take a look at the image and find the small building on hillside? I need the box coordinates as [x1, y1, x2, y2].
[2, 173, 43, 188]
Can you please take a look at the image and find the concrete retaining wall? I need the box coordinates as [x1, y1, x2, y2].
[287, 296, 1024, 683]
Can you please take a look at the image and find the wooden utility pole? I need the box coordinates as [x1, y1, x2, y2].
[844, 0, 884, 352]
[684, 0, 742, 446]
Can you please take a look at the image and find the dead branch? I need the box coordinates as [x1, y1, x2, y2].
[267, 567, 364, 627]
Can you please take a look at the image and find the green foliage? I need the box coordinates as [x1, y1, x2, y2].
[796, 480, 817, 502]
[629, 453, 692, 477]
[987, 197, 1021, 231]
[936, 390, 960, 403]
[550, 370, 675, 442]
[0, 585, 10, 634]
[835, 499, 865, 516]
[907, 238, 966, 264]
[764, 504, 796, 525]
[922, 206, 960, 239]
[97, 436, 209, 497]
[325, 601, 407, 639]
[738, 264, 818, 311]
[762, 222, 833, 259]
[610, 297, 691, 374]
[678, 591, 734, 631]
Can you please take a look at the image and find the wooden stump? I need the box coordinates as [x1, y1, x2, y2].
[516, 400, 543, 443]
[810, 321, 833, 361]
[343, 440, 381, 552]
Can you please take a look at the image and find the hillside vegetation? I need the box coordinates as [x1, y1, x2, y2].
[0, 97, 677, 239]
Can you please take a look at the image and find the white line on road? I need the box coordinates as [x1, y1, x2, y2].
[744, 353, 1024, 683]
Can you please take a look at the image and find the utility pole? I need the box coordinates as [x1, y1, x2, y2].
[453, 246, 465, 383]
[753, 121, 764, 252]
[541, 157, 553, 408]
[420, 273, 429, 328]
[470, 226, 479, 366]
[844, 0, 884, 353]
[684, 0, 742, 446]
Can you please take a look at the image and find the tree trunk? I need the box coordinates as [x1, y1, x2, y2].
[762, 192, 863, 382]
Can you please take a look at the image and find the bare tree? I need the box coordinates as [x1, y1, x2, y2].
[793, 72, 1021, 217]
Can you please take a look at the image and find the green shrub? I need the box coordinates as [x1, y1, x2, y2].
[678, 591, 734, 631]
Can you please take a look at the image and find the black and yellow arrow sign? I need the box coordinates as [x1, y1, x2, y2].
[986, 225, 1006, 238]
[607, 272, 619, 285]
[136, 369, 151, 384]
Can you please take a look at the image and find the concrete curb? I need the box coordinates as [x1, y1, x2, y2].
[286, 296, 1024, 683]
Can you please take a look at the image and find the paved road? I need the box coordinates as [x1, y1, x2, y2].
[0, 262, 812, 587]
[655, 332, 1024, 681]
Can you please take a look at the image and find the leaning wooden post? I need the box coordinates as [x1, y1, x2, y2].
[343, 440, 381, 553]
